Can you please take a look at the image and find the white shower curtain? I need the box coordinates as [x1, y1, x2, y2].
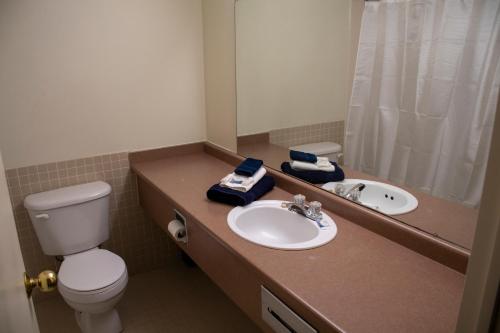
[344, 0, 500, 207]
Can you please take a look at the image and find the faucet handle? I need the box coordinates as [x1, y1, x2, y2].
[309, 201, 322, 215]
[334, 184, 346, 195]
[293, 194, 306, 206]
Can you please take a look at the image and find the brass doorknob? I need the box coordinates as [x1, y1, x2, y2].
[24, 270, 57, 298]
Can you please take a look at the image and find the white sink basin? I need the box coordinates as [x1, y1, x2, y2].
[322, 179, 418, 215]
[227, 200, 337, 250]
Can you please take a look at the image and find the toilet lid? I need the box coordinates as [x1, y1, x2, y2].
[290, 142, 342, 155]
[59, 249, 126, 292]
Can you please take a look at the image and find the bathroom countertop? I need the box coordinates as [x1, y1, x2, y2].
[238, 142, 478, 249]
[131, 151, 465, 333]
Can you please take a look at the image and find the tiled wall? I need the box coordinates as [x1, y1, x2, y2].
[269, 121, 345, 149]
[5, 153, 174, 289]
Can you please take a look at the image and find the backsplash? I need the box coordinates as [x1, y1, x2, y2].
[5, 152, 173, 285]
[269, 120, 345, 149]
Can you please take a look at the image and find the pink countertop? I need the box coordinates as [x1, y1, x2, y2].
[132, 150, 465, 333]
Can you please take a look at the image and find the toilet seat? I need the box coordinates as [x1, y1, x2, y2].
[58, 248, 128, 304]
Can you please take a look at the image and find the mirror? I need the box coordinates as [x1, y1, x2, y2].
[236, 0, 499, 250]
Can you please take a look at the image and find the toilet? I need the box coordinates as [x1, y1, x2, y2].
[290, 141, 343, 163]
[24, 181, 127, 333]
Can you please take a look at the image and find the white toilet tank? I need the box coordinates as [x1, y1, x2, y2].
[24, 181, 112, 256]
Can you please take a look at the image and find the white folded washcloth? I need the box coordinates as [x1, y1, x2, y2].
[220, 166, 267, 192]
[290, 160, 335, 172]
[315, 156, 331, 167]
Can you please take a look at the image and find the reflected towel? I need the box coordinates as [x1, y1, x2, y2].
[281, 162, 345, 184]
[315, 156, 332, 168]
[289, 150, 317, 163]
[207, 175, 275, 206]
[290, 160, 335, 172]
[234, 158, 264, 177]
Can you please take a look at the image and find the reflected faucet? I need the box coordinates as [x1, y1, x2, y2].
[344, 183, 366, 202]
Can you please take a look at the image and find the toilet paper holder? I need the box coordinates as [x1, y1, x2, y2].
[173, 209, 188, 243]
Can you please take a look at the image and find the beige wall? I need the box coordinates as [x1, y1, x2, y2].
[0, 0, 362, 162]
[236, 0, 351, 136]
[0, 0, 206, 169]
[202, 0, 237, 152]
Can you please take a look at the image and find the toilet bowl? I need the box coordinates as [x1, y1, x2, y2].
[58, 248, 128, 332]
[24, 181, 127, 333]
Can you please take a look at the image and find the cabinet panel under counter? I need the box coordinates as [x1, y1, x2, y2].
[131, 146, 465, 333]
[137, 177, 330, 332]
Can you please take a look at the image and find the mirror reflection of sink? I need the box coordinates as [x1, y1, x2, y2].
[227, 200, 337, 250]
[322, 179, 418, 215]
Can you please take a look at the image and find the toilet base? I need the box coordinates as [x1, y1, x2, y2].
[75, 308, 123, 333]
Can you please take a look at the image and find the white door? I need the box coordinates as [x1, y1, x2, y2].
[0, 151, 40, 333]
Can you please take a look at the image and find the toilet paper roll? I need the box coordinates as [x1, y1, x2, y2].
[168, 219, 186, 242]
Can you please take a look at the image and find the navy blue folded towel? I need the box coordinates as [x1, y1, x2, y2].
[234, 158, 264, 177]
[206, 175, 275, 206]
[289, 150, 317, 163]
[281, 162, 345, 184]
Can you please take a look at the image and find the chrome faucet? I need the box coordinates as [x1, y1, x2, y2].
[281, 194, 328, 228]
[343, 183, 366, 202]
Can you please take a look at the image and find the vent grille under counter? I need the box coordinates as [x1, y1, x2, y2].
[261, 286, 318, 333]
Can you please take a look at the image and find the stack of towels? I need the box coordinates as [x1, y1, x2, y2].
[207, 158, 275, 206]
[281, 150, 345, 184]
